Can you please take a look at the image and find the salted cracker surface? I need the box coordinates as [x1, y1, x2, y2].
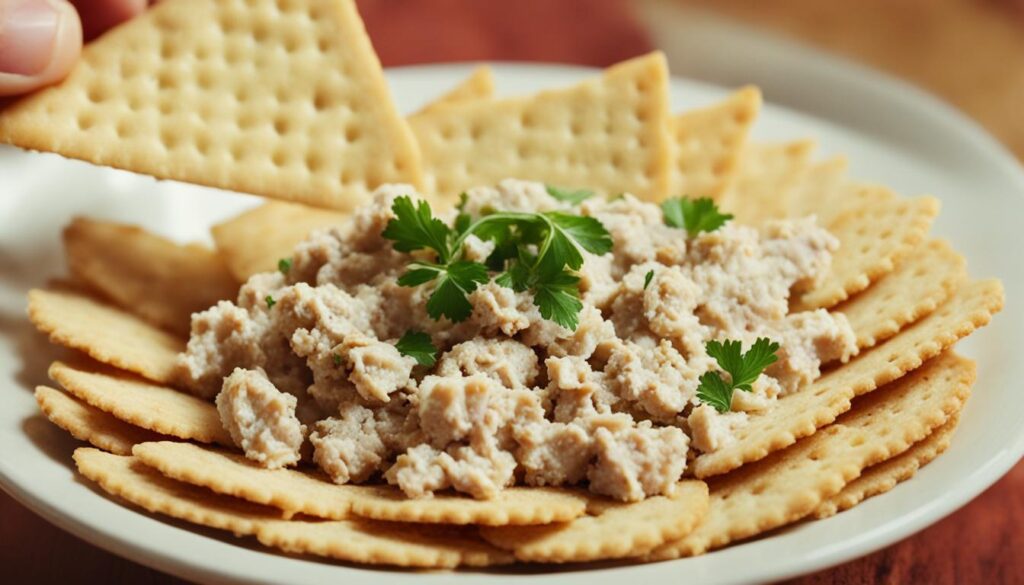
[35, 385, 165, 455]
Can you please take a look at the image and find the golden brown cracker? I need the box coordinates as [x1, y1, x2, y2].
[814, 413, 960, 519]
[49, 360, 232, 446]
[670, 86, 760, 201]
[724, 140, 815, 223]
[35, 385, 165, 455]
[133, 441, 357, 520]
[348, 483, 588, 526]
[27, 288, 183, 384]
[838, 240, 967, 350]
[787, 156, 849, 219]
[480, 481, 708, 563]
[74, 448, 279, 536]
[797, 194, 940, 310]
[693, 279, 1003, 478]
[409, 52, 673, 203]
[650, 352, 973, 559]
[410, 65, 495, 117]
[211, 202, 346, 281]
[64, 217, 238, 336]
[0, 0, 423, 210]
[255, 518, 513, 568]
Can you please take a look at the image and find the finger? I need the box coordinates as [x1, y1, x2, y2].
[0, 0, 82, 96]
[69, 0, 145, 41]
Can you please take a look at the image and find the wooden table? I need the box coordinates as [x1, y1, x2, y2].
[4, 0, 1022, 582]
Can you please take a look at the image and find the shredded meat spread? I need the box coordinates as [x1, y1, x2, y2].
[176, 179, 856, 501]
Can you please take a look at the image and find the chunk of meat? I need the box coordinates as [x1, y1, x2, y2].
[436, 338, 539, 389]
[216, 368, 305, 469]
[586, 416, 689, 501]
[605, 340, 698, 420]
[687, 404, 749, 453]
[308, 400, 419, 484]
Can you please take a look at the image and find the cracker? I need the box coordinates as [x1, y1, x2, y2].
[408, 52, 673, 203]
[74, 448, 280, 536]
[255, 519, 514, 568]
[693, 278, 1003, 478]
[814, 413, 959, 519]
[347, 483, 589, 526]
[410, 65, 495, 117]
[211, 202, 346, 282]
[480, 481, 708, 563]
[838, 240, 967, 350]
[787, 156, 849, 219]
[27, 288, 183, 384]
[724, 140, 815, 223]
[669, 86, 760, 200]
[49, 360, 232, 446]
[797, 194, 940, 310]
[649, 351, 973, 559]
[133, 441, 358, 520]
[0, 0, 423, 210]
[35, 385, 165, 455]
[64, 217, 238, 336]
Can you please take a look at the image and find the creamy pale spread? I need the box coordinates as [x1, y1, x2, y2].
[176, 180, 856, 501]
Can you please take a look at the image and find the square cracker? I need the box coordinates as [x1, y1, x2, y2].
[692, 278, 1002, 478]
[648, 351, 973, 560]
[35, 385, 165, 455]
[28, 288, 183, 384]
[408, 52, 673, 203]
[64, 217, 238, 336]
[669, 86, 761, 201]
[0, 0, 423, 210]
[787, 155, 849, 219]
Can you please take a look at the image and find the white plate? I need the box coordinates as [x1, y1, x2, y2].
[0, 56, 1021, 585]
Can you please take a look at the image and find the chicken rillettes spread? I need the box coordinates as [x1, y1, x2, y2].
[176, 180, 856, 502]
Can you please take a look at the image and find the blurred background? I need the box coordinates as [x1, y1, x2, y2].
[358, 0, 1024, 161]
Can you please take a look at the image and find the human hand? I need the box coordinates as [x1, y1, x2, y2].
[0, 0, 147, 96]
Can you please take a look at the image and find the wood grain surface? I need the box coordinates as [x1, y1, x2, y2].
[3, 0, 1022, 583]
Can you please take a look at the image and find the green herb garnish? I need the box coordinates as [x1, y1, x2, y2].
[643, 269, 654, 290]
[395, 330, 438, 367]
[697, 337, 780, 413]
[278, 258, 292, 274]
[265, 295, 276, 309]
[546, 185, 595, 205]
[382, 195, 611, 329]
[661, 197, 733, 237]
[332, 353, 342, 366]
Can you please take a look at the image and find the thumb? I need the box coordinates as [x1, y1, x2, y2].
[0, 0, 82, 97]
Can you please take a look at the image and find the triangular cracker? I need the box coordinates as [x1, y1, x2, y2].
[669, 86, 760, 200]
[0, 0, 422, 210]
[408, 52, 673, 203]
[724, 140, 815, 223]
[410, 65, 495, 117]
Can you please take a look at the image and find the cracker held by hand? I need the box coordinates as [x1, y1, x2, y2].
[480, 481, 708, 562]
[409, 52, 673, 202]
[28, 288, 183, 384]
[64, 217, 238, 336]
[0, 0, 423, 210]
[35, 386, 165, 455]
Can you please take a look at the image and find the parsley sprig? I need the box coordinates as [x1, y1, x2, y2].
[382, 195, 612, 329]
[395, 330, 438, 367]
[662, 197, 733, 237]
[697, 338, 780, 413]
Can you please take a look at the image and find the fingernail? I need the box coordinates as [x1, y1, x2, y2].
[0, 0, 62, 75]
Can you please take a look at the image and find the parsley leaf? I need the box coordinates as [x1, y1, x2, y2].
[265, 295, 276, 309]
[532, 270, 584, 330]
[643, 269, 654, 290]
[332, 353, 342, 366]
[382, 196, 452, 262]
[661, 197, 733, 238]
[546, 185, 594, 205]
[395, 330, 438, 367]
[278, 258, 292, 274]
[697, 337, 780, 413]
[424, 261, 489, 322]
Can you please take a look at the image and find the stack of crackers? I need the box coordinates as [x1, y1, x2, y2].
[2, 0, 1005, 570]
